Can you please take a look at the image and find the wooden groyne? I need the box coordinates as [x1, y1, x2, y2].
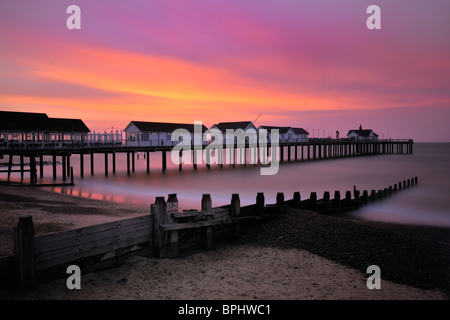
[0, 176, 418, 288]
[0, 139, 414, 185]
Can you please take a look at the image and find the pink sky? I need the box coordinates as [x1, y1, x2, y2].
[1, 0, 449, 141]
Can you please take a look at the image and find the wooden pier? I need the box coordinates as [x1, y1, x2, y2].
[0, 139, 414, 184]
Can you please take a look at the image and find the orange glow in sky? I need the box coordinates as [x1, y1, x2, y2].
[1, 1, 449, 141]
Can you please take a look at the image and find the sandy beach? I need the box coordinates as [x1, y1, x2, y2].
[0, 183, 448, 300]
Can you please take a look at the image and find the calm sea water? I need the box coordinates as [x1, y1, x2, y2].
[2, 143, 450, 227]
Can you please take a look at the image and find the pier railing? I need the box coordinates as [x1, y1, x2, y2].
[0, 138, 413, 151]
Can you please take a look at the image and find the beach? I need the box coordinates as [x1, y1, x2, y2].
[0, 183, 448, 300]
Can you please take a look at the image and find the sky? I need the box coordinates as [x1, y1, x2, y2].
[0, 0, 449, 142]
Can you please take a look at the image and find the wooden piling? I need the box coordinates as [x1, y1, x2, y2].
[152, 196, 178, 258]
[127, 152, 130, 176]
[276, 192, 285, 205]
[20, 155, 24, 181]
[292, 192, 301, 209]
[256, 192, 265, 210]
[90, 152, 94, 176]
[333, 191, 341, 210]
[167, 193, 178, 216]
[323, 191, 330, 209]
[67, 155, 71, 177]
[39, 155, 43, 178]
[62, 155, 66, 182]
[80, 153, 84, 178]
[231, 194, 241, 240]
[201, 194, 213, 250]
[162, 150, 167, 172]
[7, 154, 13, 180]
[309, 192, 317, 210]
[112, 152, 116, 174]
[104, 152, 108, 177]
[52, 155, 57, 180]
[361, 190, 368, 204]
[29, 156, 37, 184]
[146, 151, 150, 174]
[14, 216, 36, 288]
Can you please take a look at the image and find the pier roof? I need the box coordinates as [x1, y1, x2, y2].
[347, 129, 379, 137]
[258, 126, 292, 134]
[126, 121, 208, 133]
[291, 128, 309, 135]
[0, 111, 90, 132]
[212, 121, 255, 132]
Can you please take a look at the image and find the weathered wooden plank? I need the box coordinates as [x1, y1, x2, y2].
[36, 215, 152, 249]
[36, 215, 152, 247]
[36, 228, 151, 262]
[35, 221, 152, 255]
[36, 233, 152, 270]
[161, 215, 273, 231]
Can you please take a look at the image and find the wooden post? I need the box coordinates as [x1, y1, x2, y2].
[146, 151, 150, 174]
[193, 149, 197, 170]
[152, 196, 177, 258]
[276, 192, 285, 205]
[90, 152, 94, 176]
[309, 192, 317, 210]
[162, 150, 167, 173]
[256, 192, 265, 211]
[333, 191, 341, 210]
[323, 191, 330, 209]
[201, 194, 213, 250]
[152, 203, 163, 258]
[39, 155, 44, 178]
[361, 190, 368, 204]
[127, 152, 130, 176]
[20, 155, 24, 182]
[104, 152, 108, 177]
[67, 155, 71, 177]
[62, 155, 66, 182]
[345, 190, 352, 206]
[132, 151, 135, 173]
[29, 156, 37, 184]
[52, 154, 57, 180]
[206, 148, 211, 169]
[167, 193, 178, 216]
[80, 153, 84, 178]
[201, 194, 212, 212]
[230, 194, 240, 240]
[112, 152, 116, 174]
[14, 216, 36, 288]
[293, 191, 301, 209]
[7, 154, 13, 180]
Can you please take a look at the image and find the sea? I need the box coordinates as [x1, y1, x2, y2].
[2, 142, 450, 228]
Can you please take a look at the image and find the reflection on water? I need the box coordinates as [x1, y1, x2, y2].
[2, 143, 450, 227]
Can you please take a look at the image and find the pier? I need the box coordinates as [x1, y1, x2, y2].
[0, 138, 414, 184]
